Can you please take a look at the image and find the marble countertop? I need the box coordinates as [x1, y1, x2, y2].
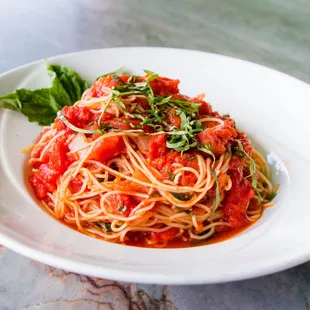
[1, 0, 310, 309]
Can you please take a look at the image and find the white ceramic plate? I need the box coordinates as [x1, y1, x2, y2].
[1, 47, 310, 284]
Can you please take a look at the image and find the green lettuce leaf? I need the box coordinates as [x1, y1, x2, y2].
[0, 61, 90, 125]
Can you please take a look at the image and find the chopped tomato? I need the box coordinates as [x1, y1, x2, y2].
[149, 151, 199, 186]
[150, 156, 167, 171]
[191, 97, 213, 115]
[29, 165, 59, 199]
[105, 193, 135, 217]
[68, 178, 83, 194]
[165, 108, 181, 128]
[229, 155, 245, 170]
[147, 134, 167, 160]
[30, 134, 73, 200]
[60, 106, 95, 129]
[42, 135, 72, 173]
[29, 174, 48, 200]
[223, 169, 254, 228]
[197, 129, 226, 155]
[197, 122, 237, 156]
[218, 172, 230, 190]
[148, 228, 179, 243]
[170, 94, 190, 101]
[238, 131, 252, 155]
[84, 75, 135, 98]
[54, 118, 71, 133]
[92, 136, 125, 163]
[149, 77, 180, 96]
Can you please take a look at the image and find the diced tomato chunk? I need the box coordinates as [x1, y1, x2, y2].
[229, 155, 245, 170]
[149, 151, 199, 186]
[191, 97, 213, 115]
[42, 135, 72, 173]
[197, 129, 226, 155]
[223, 169, 254, 228]
[68, 178, 83, 194]
[29, 174, 48, 200]
[197, 122, 237, 156]
[147, 134, 167, 160]
[29, 133, 73, 200]
[29, 164, 59, 199]
[84, 75, 138, 98]
[238, 132, 252, 155]
[92, 136, 125, 163]
[149, 77, 180, 96]
[105, 194, 135, 217]
[60, 106, 95, 129]
[165, 108, 181, 128]
[148, 228, 179, 243]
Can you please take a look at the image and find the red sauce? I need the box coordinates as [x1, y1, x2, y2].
[122, 223, 254, 248]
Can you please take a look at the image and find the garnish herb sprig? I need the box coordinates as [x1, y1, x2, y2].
[56, 69, 205, 153]
[107, 70, 204, 152]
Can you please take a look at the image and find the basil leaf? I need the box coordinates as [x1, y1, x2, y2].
[168, 170, 175, 181]
[0, 61, 89, 126]
[144, 69, 159, 82]
[47, 61, 89, 103]
[172, 193, 193, 201]
[112, 75, 126, 85]
[118, 204, 128, 213]
[266, 191, 277, 202]
[95, 221, 112, 232]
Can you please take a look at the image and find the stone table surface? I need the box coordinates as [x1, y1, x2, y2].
[0, 0, 310, 309]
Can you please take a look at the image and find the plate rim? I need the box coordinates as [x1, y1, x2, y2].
[1, 46, 310, 284]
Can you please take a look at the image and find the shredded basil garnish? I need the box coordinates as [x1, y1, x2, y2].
[57, 111, 103, 134]
[266, 191, 277, 202]
[95, 222, 112, 232]
[144, 69, 159, 82]
[168, 170, 175, 181]
[172, 193, 193, 201]
[118, 204, 128, 213]
[112, 75, 126, 85]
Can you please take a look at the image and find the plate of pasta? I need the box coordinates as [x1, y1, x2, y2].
[0, 47, 310, 284]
